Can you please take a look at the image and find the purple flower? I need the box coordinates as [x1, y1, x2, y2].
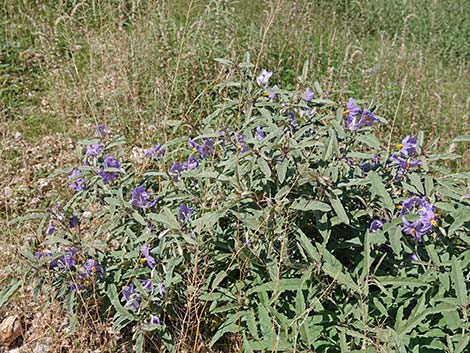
[256, 69, 273, 85]
[70, 281, 82, 292]
[256, 127, 265, 140]
[49, 257, 60, 269]
[46, 224, 56, 235]
[141, 279, 154, 293]
[243, 235, 252, 248]
[131, 185, 157, 209]
[145, 143, 166, 158]
[268, 91, 276, 100]
[390, 154, 420, 173]
[399, 197, 423, 216]
[402, 217, 432, 241]
[169, 161, 184, 180]
[357, 109, 379, 128]
[369, 219, 384, 232]
[158, 283, 166, 297]
[418, 202, 439, 228]
[178, 203, 194, 223]
[304, 87, 315, 102]
[289, 111, 299, 130]
[183, 155, 200, 170]
[62, 248, 78, 268]
[234, 133, 248, 152]
[85, 144, 103, 157]
[359, 161, 373, 172]
[84, 259, 105, 278]
[409, 253, 418, 261]
[68, 169, 85, 192]
[98, 155, 121, 183]
[122, 284, 140, 310]
[69, 215, 79, 228]
[95, 124, 109, 138]
[189, 138, 214, 159]
[140, 245, 156, 269]
[397, 135, 417, 157]
[149, 315, 161, 325]
[344, 98, 361, 130]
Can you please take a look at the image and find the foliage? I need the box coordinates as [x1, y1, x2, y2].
[17, 56, 470, 352]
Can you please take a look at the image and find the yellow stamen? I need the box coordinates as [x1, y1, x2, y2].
[411, 228, 416, 235]
[406, 161, 411, 169]
[191, 147, 197, 154]
[431, 219, 438, 227]
[139, 258, 147, 264]
[396, 143, 404, 149]
[435, 213, 440, 219]
[91, 266, 96, 272]
[343, 109, 350, 116]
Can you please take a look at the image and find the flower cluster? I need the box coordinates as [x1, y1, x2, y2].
[390, 135, 420, 174]
[344, 98, 379, 131]
[131, 185, 157, 209]
[27, 65, 469, 352]
[145, 143, 166, 158]
[399, 196, 439, 241]
[189, 138, 215, 159]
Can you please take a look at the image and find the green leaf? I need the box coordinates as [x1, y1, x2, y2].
[330, 197, 349, 225]
[454, 335, 470, 353]
[356, 134, 380, 149]
[246, 279, 308, 295]
[290, 199, 331, 212]
[135, 332, 144, 353]
[397, 303, 456, 336]
[368, 171, 394, 210]
[376, 277, 430, 288]
[320, 247, 359, 292]
[258, 304, 272, 340]
[209, 312, 243, 347]
[296, 229, 320, 262]
[389, 226, 402, 256]
[8, 213, 45, 225]
[448, 207, 470, 236]
[132, 211, 147, 226]
[107, 284, 136, 321]
[148, 207, 180, 230]
[451, 135, 470, 143]
[0, 279, 22, 307]
[451, 256, 468, 307]
[408, 173, 425, 195]
[427, 153, 461, 161]
[323, 128, 338, 160]
[276, 158, 288, 184]
[257, 157, 271, 178]
[243, 310, 259, 340]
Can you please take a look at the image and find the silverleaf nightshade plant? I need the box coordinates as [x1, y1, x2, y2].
[19, 57, 470, 352]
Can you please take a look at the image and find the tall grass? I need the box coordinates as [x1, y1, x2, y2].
[1, 1, 468, 154]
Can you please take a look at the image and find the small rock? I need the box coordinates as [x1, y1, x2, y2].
[33, 343, 50, 353]
[0, 315, 24, 346]
[83, 211, 92, 218]
[4, 186, 13, 198]
[37, 178, 51, 193]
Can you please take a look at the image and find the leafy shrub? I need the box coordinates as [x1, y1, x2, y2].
[20, 55, 470, 352]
